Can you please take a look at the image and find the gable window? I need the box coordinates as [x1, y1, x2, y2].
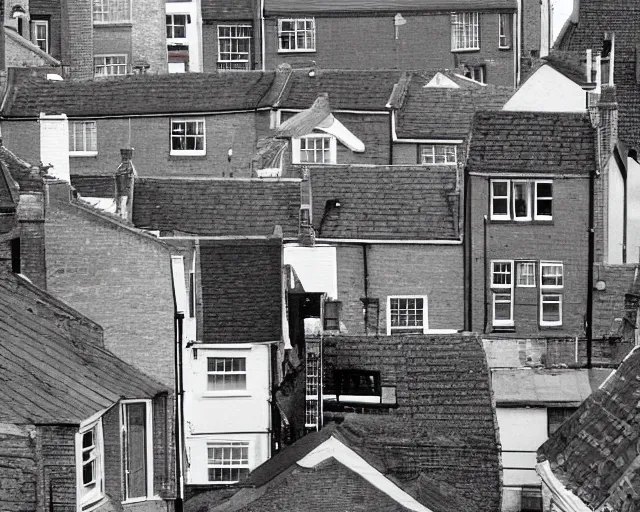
[387, 296, 427, 334]
[207, 442, 249, 483]
[451, 12, 479, 51]
[207, 357, 247, 391]
[278, 18, 315, 52]
[122, 400, 153, 501]
[166, 14, 187, 39]
[516, 262, 536, 287]
[540, 261, 563, 327]
[69, 121, 97, 156]
[171, 118, 206, 155]
[334, 369, 381, 404]
[491, 260, 513, 327]
[94, 55, 127, 77]
[31, 20, 49, 53]
[420, 144, 457, 165]
[292, 134, 336, 164]
[93, 0, 131, 23]
[490, 180, 553, 221]
[79, 419, 104, 508]
[498, 13, 512, 49]
[217, 25, 252, 71]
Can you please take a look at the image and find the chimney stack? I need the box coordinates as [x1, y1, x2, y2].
[39, 113, 70, 182]
[114, 148, 137, 221]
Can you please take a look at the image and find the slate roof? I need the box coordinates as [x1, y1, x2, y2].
[309, 165, 459, 240]
[538, 346, 640, 511]
[264, 0, 516, 15]
[1, 69, 277, 118]
[466, 111, 597, 175]
[277, 69, 404, 111]
[395, 73, 514, 139]
[199, 238, 283, 344]
[0, 272, 166, 425]
[201, 0, 254, 20]
[557, 0, 640, 149]
[132, 177, 301, 237]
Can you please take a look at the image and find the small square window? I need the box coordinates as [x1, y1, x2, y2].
[166, 14, 187, 39]
[171, 118, 206, 155]
[491, 261, 512, 288]
[540, 294, 562, 326]
[69, 121, 97, 155]
[420, 144, 457, 165]
[516, 262, 536, 287]
[207, 357, 247, 391]
[93, 0, 131, 23]
[278, 18, 315, 52]
[540, 262, 563, 288]
[387, 296, 427, 334]
[292, 134, 336, 164]
[535, 181, 553, 220]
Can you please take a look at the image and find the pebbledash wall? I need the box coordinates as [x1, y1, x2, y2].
[332, 243, 465, 335]
[263, 12, 516, 87]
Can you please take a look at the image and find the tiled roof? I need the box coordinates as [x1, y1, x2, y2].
[1, 69, 277, 118]
[265, 0, 516, 15]
[396, 73, 514, 139]
[466, 111, 597, 174]
[132, 177, 301, 237]
[277, 69, 403, 111]
[201, 0, 254, 20]
[309, 165, 459, 240]
[557, 0, 640, 149]
[199, 238, 282, 344]
[71, 175, 115, 197]
[0, 272, 166, 424]
[538, 346, 640, 510]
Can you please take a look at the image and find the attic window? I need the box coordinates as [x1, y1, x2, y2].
[334, 370, 381, 404]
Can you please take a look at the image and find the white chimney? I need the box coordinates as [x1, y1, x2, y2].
[39, 113, 70, 182]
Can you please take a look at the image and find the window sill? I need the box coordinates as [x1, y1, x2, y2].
[82, 496, 108, 512]
[122, 495, 162, 505]
[451, 47, 480, 53]
[492, 325, 515, 333]
[202, 392, 252, 398]
[420, 162, 457, 166]
[539, 323, 563, 329]
[277, 49, 316, 54]
[498, 45, 512, 50]
[489, 218, 554, 225]
[70, 151, 98, 158]
[170, 150, 206, 157]
[93, 22, 133, 27]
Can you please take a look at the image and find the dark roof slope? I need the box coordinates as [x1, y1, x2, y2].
[71, 175, 115, 197]
[541, 51, 590, 85]
[538, 346, 640, 510]
[200, 238, 282, 344]
[277, 69, 403, 111]
[132, 177, 301, 237]
[0, 272, 165, 424]
[201, 0, 254, 20]
[466, 111, 596, 174]
[2, 69, 276, 117]
[396, 74, 513, 139]
[265, 0, 516, 15]
[309, 165, 459, 240]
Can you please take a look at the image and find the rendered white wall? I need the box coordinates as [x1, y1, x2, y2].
[166, 0, 202, 72]
[39, 113, 70, 182]
[607, 157, 625, 264]
[627, 157, 640, 263]
[284, 245, 338, 299]
[503, 65, 587, 112]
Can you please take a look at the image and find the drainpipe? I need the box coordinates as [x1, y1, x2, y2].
[174, 313, 185, 512]
[362, 243, 369, 335]
[586, 168, 595, 369]
[260, 0, 266, 71]
[483, 214, 489, 333]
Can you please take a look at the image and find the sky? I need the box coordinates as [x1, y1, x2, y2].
[552, 0, 574, 42]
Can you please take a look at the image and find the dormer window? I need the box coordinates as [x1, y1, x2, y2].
[334, 370, 381, 404]
[292, 134, 336, 164]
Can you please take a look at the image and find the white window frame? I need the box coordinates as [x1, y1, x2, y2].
[166, 13, 188, 40]
[420, 144, 457, 165]
[217, 24, 252, 70]
[540, 293, 563, 326]
[206, 356, 248, 394]
[540, 261, 564, 289]
[170, 118, 206, 156]
[69, 121, 98, 156]
[386, 295, 428, 335]
[77, 418, 105, 510]
[516, 261, 536, 287]
[93, 0, 132, 24]
[94, 54, 128, 77]
[534, 180, 553, 221]
[490, 180, 511, 220]
[277, 18, 316, 52]
[498, 13, 512, 49]
[491, 260, 514, 327]
[121, 399, 154, 504]
[207, 441, 250, 484]
[512, 180, 532, 221]
[32, 20, 49, 53]
[291, 134, 336, 164]
[451, 12, 480, 51]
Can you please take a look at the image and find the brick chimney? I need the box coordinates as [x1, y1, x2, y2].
[39, 113, 70, 182]
[114, 148, 136, 221]
[60, 0, 93, 80]
[298, 166, 315, 247]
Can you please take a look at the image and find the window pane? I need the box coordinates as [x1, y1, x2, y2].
[542, 297, 561, 322]
[83, 460, 95, 485]
[513, 183, 529, 218]
[493, 198, 508, 215]
[537, 182, 552, 197]
[125, 403, 147, 499]
[537, 199, 553, 217]
[493, 182, 507, 196]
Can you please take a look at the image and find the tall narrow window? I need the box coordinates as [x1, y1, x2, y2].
[79, 420, 104, 508]
[491, 260, 513, 327]
[499, 13, 512, 49]
[491, 180, 510, 219]
[31, 20, 49, 53]
[512, 181, 531, 220]
[207, 442, 250, 483]
[69, 121, 97, 155]
[540, 261, 563, 327]
[217, 25, 252, 70]
[166, 14, 187, 39]
[451, 12, 480, 51]
[387, 296, 428, 334]
[535, 181, 553, 220]
[122, 401, 153, 501]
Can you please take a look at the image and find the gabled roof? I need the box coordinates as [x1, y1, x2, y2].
[276, 69, 404, 111]
[309, 165, 459, 240]
[264, 0, 516, 15]
[1, 69, 277, 118]
[540, 51, 590, 86]
[132, 177, 301, 237]
[0, 272, 166, 424]
[201, 0, 254, 20]
[466, 111, 596, 175]
[395, 72, 514, 139]
[538, 346, 640, 511]
[5, 26, 61, 66]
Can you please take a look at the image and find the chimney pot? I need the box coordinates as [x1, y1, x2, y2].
[120, 148, 133, 162]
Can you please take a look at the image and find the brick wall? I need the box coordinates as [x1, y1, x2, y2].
[0, 426, 37, 512]
[5, 37, 57, 67]
[131, 0, 167, 74]
[30, 0, 62, 61]
[334, 243, 464, 335]
[2, 121, 41, 165]
[37, 425, 76, 512]
[521, 0, 541, 57]
[468, 175, 591, 336]
[44, 194, 177, 387]
[60, 0, 93, 80]
[263, 12, 515, 86]
[93, 25, 132, 62]
[19, 220, 46, 289]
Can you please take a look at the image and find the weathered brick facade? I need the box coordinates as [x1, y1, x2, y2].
[29, 0, 62, 61]
[131, 0, 167, 74]
[0, 427, 37, 512]
[60, 0, 93, 80]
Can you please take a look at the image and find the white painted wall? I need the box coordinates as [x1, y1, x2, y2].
[627, 157, 640, 263]
[39, 113, 70, 182]
[183, 344, 271, 485]
[284, 245, 338, 299]
[607, 156, 625, 264]
[166, 0, 202, 72]
[503, 65, 587, 112]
